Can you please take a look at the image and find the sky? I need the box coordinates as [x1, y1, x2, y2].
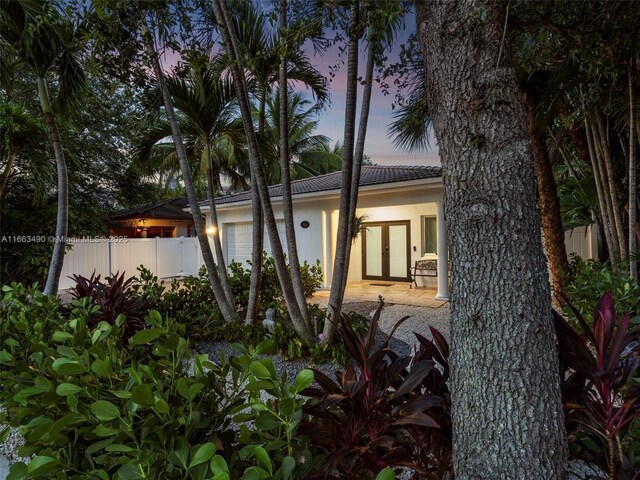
[307, 40, 440, 167]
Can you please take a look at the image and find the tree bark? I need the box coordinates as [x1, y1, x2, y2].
[522, 91, 570, 304]
[205, 141, 234, 306]
[323, 0, 359, 343]
[342, 28, 376, 297]
[141, 20, 238, 323]
[0, 152, 15, 200]
[279, 0, 309, 321]
[39, 77, 68, 296]
[594, 110, 627, 262]
[416, 2, 568, 479]
[628, 62, 637, 281]
[589, 119, 622, 263]
[212, 0, 311, 339]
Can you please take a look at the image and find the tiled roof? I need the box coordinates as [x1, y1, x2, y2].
[206, 165, 441, 206]
[111, 197, 194, 221]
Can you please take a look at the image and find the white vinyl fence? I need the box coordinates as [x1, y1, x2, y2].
[564, 225, 598, 260]
[59, 237, 204, 290]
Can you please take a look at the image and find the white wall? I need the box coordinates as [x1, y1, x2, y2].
[564, 225, 598, 260]
[211, 181, 444, 288]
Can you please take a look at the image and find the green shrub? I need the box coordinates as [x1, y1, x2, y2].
[0, 283, 244, 479]
[565, 256, 639, 323]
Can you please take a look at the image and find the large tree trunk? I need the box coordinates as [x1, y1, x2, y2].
[416, 2, 567, 479]
[342, 29, 376, 297]
[279, 0, 309, 321]
[39, 77, 68, 296]
[141, 21, 238, 323]
[0, 152, 15, 201]
[522, 91, 570, 304]
[322, 0, 359, 343]
[212, 0, 310, 339]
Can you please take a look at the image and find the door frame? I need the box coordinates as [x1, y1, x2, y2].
[361, 220, 411, 282]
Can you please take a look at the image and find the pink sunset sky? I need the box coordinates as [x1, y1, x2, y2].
[306, 40, 440, 167]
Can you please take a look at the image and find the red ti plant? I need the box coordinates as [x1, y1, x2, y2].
[555, 292, 640, 480]
[299, 301, 452, 479]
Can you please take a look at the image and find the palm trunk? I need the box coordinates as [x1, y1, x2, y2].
[141, 20, 237, 323]
[416, 1, 567, 478]
[205, 141, 234, 305]
[245, 88, 269, 325]
[279, 0, 309, 321]
[595, 110, 627, 261]
[39, 76, 68, 296]
[0, 151, 15, 200]
[342, 30, 376, 297]
[212, 0, 310, 339]
[323, 0, 359, 343]
[246, 175, 263, 324]
[628, 63, 637, 281]
[522, 91, 570, 304]
[587, 119, 620, 264]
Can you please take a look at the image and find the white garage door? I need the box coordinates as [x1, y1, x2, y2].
[226, 221, 286, 266]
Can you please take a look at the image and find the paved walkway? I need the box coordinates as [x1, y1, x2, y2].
[310, 281, 447, 308]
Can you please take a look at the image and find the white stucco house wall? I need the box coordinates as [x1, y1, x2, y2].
[200, 165, 451, 299]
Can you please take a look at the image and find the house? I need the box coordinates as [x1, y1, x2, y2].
[110, 198, 196, 238]
[199, 165, 451, 299]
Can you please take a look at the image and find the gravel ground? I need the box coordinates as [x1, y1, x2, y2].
[0, 301, 451, 475]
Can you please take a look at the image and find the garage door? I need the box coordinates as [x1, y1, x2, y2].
[226, 221, 286, 266]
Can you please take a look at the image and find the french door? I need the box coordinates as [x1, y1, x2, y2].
[362, 221, 411, 282]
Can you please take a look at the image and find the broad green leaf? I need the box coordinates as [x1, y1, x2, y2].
[131, 328, 163, 345]
[52, 331, 74, 342]
[26, 456, 58, 477]
[189, 442, 217, 469]
[93, 425, 120, 437]
[250, 361, 271, 379]
[0, 350, 14, 364]
[91, 359, 111, 378]
[105, 444, 136, 452]
[6, 462, 27, 480]
[131, 385, 154, 406]
[91, 400, 120, 421]
[254, 339, 275, 355]
[294, 369, 314, 392]
[281, 456, 295, 480]
[52, 358, 86, 375]
[210, 455, 228, 473]
[375, 467, 395, 480]
[242, 467, 260, 480]
[253, 446, 272, 474]
[154, 397, 170, 414]
[55, 383, 83, 396]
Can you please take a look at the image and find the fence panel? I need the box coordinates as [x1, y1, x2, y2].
[564, 226, 597, 260]
[180, 237, 201, 276]
[59, 241, 110, 289]
[157, 238, 182, 278]
[110, 239, 157, 278]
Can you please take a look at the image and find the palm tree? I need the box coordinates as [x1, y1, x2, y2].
[0, 0, 87, 295]
[139, 18, 239, 323]
[261, 89, 330, 183]
[0, 102, 50, 201]
[209, 0, 328, 327]
[294, 139, 344, 179]
[135, 65, 247, 306]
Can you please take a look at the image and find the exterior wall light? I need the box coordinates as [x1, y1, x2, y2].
[300, 221, 310, 229]
[206, 226, 217, 235]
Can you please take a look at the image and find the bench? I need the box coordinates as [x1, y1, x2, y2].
[410, 259, 437, 289]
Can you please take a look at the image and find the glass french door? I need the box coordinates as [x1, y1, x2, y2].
[362, 221, 410, 281]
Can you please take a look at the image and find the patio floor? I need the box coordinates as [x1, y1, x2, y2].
[309, 281, 447, 308]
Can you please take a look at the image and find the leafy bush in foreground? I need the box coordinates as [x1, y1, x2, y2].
[556, 292, 640, 480]
[299, 303, 452, 479]
[0, 283, 242, 479]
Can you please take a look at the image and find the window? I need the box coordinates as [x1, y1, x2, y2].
[421, 216, 437, 255]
